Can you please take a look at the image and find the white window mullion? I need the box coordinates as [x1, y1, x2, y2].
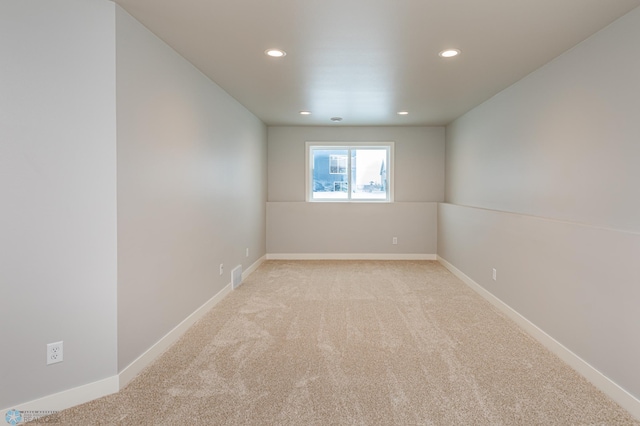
[347, 148, 352, 200]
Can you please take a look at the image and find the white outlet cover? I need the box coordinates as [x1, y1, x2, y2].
[47, 341, 63, 365]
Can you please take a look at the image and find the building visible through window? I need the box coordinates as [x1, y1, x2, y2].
[329, 154, 347, 174]
[306, 142, 393, 202]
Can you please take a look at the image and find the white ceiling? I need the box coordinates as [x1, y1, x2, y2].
[114, 0, 640, 126]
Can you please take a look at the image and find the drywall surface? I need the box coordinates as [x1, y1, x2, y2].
[267, 126, 443, 255]
[445, 7, 640, 233]
[441, 7, 640, 400]
[116, 7, 267, 370]
[0, 0, 118, 408]
[268, 202, 437, 255]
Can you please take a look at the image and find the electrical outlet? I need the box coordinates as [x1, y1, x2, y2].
[219, 264, 224, 276]
[47, 341, 63, 365]
[392, 237, 398, 245]
[492, 268, 497, 281]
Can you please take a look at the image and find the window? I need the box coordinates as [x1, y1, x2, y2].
[306, 142, 394, 202]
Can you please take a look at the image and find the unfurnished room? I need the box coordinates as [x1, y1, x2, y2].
[2, 0, 640, 424]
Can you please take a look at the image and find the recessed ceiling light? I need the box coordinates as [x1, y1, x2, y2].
[330, 117, 343, 122]
[439, 49, 460, 58]
[397, 111, 409, 115]
[299, 111, 311, 115]
[265, 49, 286, 58]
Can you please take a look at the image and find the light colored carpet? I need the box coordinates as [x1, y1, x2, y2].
[33, 260, 638, 425]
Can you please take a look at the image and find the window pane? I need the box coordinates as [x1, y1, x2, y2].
[312, 149, 349, 200]
[351, 148, 388, 200]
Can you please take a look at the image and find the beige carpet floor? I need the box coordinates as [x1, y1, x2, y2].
[33, 260, 638, 425]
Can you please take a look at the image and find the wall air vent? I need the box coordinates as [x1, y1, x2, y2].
[232, 265, 243, 289]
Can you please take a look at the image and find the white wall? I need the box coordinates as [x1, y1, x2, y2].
[268, 202, 437, 256]
[0, 0, 118, 409]
[445, 9, 640, 233]
[440, 5, 640, 405]
[267, 126, 443, 256]
[116, 7, 267, 370]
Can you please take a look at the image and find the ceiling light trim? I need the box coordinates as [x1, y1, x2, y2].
[265, 49, 287, 58]
[439, 49, 461, 58]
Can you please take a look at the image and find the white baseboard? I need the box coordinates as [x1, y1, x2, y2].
[437, 255, 640, 420]
[118, 282, 233, 388]
[1, 376, 118, 417]
[2, 258, 272, 418]
[2, 273, 249, 417]
[266, 253, 437, 260]
[2, 283, 234, 417]
[0, 252, 252, 420]
[242, 255, 266, 281]
[119, 257, 267, 385]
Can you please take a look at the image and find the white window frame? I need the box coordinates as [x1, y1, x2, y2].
[305, 141, 394, 202]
